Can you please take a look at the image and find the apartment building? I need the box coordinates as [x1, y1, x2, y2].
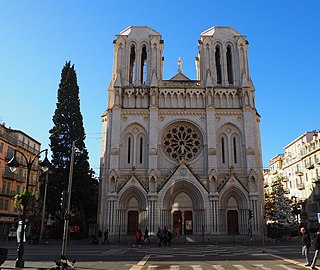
[0, 122, 41, 238]
[266, 131, 320, 229]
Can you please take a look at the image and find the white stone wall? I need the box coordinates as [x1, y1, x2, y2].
[99, 26, 264, 239]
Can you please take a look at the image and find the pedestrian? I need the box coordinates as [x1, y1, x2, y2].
[163, 226, 168, 246]
[144, 227, 150, 244]
[103, 229, 109, 245]
[311, 229, 320, 269]
[300, 227, 312, 266]
[97, 230, 102, 245]
[134, 229, 141, 247]
[138, 228, 142, 245]
[166, 229, 172, 247]
[41, 227, 49, 244]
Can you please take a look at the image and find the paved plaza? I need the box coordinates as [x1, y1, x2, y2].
[0, 238, 315, 270]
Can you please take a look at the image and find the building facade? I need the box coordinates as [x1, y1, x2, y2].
[98, 26, 264, 239]
[266, 131, 320, 229]
[0, 123, 41, 239]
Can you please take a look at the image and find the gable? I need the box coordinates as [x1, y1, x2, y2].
[169, 73, 191, 81]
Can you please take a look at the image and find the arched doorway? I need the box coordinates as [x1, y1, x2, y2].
[161, 179, 206, 236]
[227, 210, 239, 234]
[172, 192, 193, 235]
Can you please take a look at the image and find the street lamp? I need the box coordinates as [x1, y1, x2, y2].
[40, 169, 49, 242]
[8, 148, 51, 268]
[61, 141, 80, 256]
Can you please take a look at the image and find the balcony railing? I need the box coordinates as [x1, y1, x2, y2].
[313, 176, 320, 184]
[283, 188, 290, 194]
[298, 183, 305, 190]
[295, 171, 303, 176]
[306, 162, 315, 170]
[0, 189, 16, 197]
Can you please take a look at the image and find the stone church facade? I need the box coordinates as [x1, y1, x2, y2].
[98, 26, 264, 239]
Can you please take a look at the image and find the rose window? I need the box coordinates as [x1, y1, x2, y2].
[163, 123, 202, 161]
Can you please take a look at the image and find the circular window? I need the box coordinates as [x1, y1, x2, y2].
[162, 123, 202, 161]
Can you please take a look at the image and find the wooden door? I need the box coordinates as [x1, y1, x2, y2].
[184, 211, 193, 235]
[127, 211, 138, 235]
[227, 210, 239, 234]
[173, 211, 182, 235]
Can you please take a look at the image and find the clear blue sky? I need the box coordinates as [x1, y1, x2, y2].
[1, 0, 319, 174]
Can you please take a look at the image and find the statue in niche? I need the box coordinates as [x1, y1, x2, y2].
[209, 176, 217, 192]
[248, 176, 257, 192]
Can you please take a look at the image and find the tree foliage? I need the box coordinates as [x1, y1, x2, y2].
[13, 190, 34, 211]
[47, 61, 98, 237]
[265, 176, 294, 227]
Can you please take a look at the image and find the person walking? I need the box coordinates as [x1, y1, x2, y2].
[97, 230, 102, 246]
[103, 229, 109, 245]
[311, 229, 320, 269]
[300, 227, 312, 266]
[134, 229, 141, 247]
[144, 227, 150, 244]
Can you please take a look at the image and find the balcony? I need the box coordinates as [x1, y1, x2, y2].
[312, 176, 320, 184]
[282, 177, 289, 182]
[297, 183, 305, 190]
[283, 188, 290, 194]
[0, 189, 16, 197]
[295, 171, 303, 176]
[306, 162, 315, 170]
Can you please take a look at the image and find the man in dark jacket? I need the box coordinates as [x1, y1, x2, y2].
[311, 229, 320, 269]
[301, 227, 312, 266]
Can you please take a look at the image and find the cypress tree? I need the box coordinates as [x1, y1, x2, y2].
[47, 61, 98, 237]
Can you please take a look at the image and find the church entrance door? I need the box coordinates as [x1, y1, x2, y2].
[127, 211, 138, 235]
[227, 210, 239, 234]
[184, 210, 193, 235]
[173, 211, 182, 235]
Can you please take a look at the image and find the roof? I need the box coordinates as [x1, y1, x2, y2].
[119, 26, 161, 36]
[201, 26, 241, 36]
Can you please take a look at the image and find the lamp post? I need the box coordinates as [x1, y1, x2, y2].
[40, 170, 49, 242]
[61, 141, 80, 256]
[8, 149, 50, 268]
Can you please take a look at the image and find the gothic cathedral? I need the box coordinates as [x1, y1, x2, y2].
[98, 26, 264, 240]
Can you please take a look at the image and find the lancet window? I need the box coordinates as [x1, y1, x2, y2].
[129, 45, 136, 84]
[140, 46, 147, 84]
[226, 45, 233, 84]
[215, 46, 222, 84]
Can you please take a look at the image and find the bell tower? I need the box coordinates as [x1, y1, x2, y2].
[108, 26, 164, 109]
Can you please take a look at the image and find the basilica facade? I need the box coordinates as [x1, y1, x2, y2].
[98, 26, 264, 239]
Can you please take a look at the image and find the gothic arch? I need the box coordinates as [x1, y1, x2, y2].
[121, 123, 147, 168]
[128, 42, 137, 84]
[217, 123, 243, 168]
[214, 43, 223, 84]
[162, 180, 205, 210]
[219, 185, 249, 210]
[248, 169, 259, 192]
[118, 186, 147, 210]
[226, 43, 234, 84]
